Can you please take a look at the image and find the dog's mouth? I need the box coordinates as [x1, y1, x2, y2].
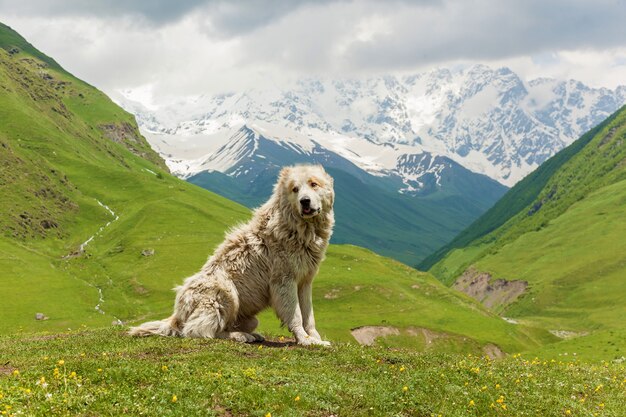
[301, 207, 320, 217]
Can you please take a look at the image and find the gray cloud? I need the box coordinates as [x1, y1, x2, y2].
[0, 0, 208, 24]
[0, 0, 623, 100]
[236, 0, 626, 72]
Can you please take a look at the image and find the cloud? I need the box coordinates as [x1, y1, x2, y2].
[0, 0, 203, 25]
[0, 0, 624, 102]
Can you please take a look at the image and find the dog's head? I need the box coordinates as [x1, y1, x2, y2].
[277, 164, 334, 220]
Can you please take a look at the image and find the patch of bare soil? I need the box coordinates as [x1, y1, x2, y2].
[350, 326, 400, 346]
[483, 343, 506, 359]
[405, 327, 446, 345]
[453, 267, 527, 310]
[549, 330, 589, 339]
[0, 363, 17, 375]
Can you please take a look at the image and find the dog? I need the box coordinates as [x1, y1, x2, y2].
[129, 164, 334, 346]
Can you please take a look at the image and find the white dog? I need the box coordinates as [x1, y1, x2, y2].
[130, 164, 334, 346]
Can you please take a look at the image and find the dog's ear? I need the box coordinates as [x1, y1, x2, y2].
[323, 170, 334, 187]
[278, 166, 292, 182]
[324, 171, 335, 208]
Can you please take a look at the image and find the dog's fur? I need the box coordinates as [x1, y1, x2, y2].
[129, 164, 334, 345]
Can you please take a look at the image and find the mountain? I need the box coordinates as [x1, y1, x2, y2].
[0, 22, 552, 355]
[118, 65, 626, 187]
[115, 66, 624, 265]
[182, 123, 507, 265]
[424, 105, 626, 359]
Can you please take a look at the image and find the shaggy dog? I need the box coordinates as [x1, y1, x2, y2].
[129, 164, 334, 346]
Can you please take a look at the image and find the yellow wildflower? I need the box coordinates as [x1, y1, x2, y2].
[565, 410, 571, 416]
[501, 404, 507, 410]
[595, 384, 603, 392]
[469, 400, 475, 407]
[294, 395, 300, 401]
[58, 360, 65, 366]
[97, 368, 103, 373]
[400, 366, 406, 372]
[12, 369, 19, 377]
[171, 394, 178, 403]
[69, 371, 77, 379]
[481, 385, 488, 391]
[402, 386, 408, 392]
[496, 396, 505, 404]
[598, 403, 605, 409]
[495, 383, 501, 389]
[162, 365, 168, 372]
[265, 413, 272, 417]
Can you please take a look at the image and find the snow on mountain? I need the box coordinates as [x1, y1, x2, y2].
[115, 65, 626, 188]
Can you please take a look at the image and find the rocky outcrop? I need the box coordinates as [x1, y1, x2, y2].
[99, 122, 169, 172]
[351, 326, 400, 346]
[453, 267, 527, 310]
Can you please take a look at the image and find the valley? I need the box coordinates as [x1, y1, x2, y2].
[1, 20, 624, 366]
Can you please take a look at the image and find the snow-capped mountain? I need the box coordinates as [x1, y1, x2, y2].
[117, 64, 626, 188]
[114, 65, 625, 265]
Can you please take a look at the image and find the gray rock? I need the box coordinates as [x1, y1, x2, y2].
[35, 313, 49, 321]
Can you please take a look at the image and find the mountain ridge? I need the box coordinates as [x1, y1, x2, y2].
[117, 65, 626, 187]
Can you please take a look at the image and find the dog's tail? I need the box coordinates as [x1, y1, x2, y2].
[128, 316, 180, 337]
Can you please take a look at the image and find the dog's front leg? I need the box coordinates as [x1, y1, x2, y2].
[271, 279, 326, 346]
[298, 281, 329, 345]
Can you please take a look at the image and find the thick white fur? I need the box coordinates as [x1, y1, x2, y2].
[129, 164, 334, 346]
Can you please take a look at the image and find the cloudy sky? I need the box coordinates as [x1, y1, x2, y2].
[1, 0, 625, 105]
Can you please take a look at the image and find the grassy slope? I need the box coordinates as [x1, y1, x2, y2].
[0, 328, 624, 417]
[0, 23, 250, 332]
[426, 106, 626, 358]
[0, 23, 551, 355]
[419, 108, 622, 271]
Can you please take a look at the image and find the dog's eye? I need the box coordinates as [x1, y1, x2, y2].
[292, 186, 299, 193]
[310, 182, 318, 188]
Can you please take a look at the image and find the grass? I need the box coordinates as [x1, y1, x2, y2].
[0, 328, 624, 416]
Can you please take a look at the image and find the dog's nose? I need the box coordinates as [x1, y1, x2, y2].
[300, 197, 311, 208]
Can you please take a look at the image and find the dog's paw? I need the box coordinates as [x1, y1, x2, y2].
[228, 331, 258, 343]
[251, 332, 265, 342]
[298, 336, 331, 347]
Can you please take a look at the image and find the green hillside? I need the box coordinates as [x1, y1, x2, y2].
[0, 22, 553, 355]
[427, 106, 626, 359]
[0, 22, 250, 331]
[1, 328, 624, 417]
[418, 108, 623, 271]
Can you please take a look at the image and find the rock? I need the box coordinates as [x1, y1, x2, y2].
[141, 249, 155, 257]
[35, 313, 48, 321]
[453, 267, 527, 310]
